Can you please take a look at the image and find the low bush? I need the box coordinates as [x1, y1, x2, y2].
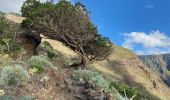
[0, 38, 26, 59]
[0, 96, 13, 100]
[0, 38, 11, 54]
[115, 93, 129, 100]
[109, 82, 141, 100]
[38, 41, 59, 59]
[0, 54, 13, 67]
[0, 65, 30, 86]
[28, 55, 53, 73]
[13, 46, 27, 59]
[73, 69, 141, 100]
[0, 12, 21, 56]
[72, 69, 113, 91]
[0, 12, 8, 34]
[19, 95, 34, 100]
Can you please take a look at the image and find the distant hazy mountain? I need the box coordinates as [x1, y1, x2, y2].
[139, 54, 170, 86]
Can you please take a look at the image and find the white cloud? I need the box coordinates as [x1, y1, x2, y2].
[123, 30, 170, 55]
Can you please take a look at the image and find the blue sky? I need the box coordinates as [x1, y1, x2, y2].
[1, 0, 170, 55]
[76, 0, 170, 43]
[71, 0, 170, 55]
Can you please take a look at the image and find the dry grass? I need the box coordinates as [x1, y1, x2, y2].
[41, 37, 80, 58]
[90, 45, 170, 100]
[109, 45, 135, 61]
[4, 13, 170, 100]
[5, 13, 24, 23]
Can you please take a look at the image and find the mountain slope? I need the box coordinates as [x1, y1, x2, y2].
[140, 54, 170, 86]
[39, 38, 170, 99]
[90, 46, 170, 100]
[5, 13, 25, 23]
[5, 13, 170, 100]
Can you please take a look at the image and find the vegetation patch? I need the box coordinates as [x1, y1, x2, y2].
[0, 11, 23, 57]
[115, 93, 129, 100]
[19, 95, 34, 100]
[38, 41, 59, 59]
[72, 69, 142, 100]
[0, 12, 8, 34]
[110, 82, 141, 100]
[28, 55, 53, 73]
[0, 96, 13, 100]
[0, 65, 30, 86]
[21, 0, 112, 65]
[72, 69, 116, 92]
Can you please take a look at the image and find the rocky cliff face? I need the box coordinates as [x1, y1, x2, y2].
[139, 54, 170, 86]
[163, 54, 170, 70]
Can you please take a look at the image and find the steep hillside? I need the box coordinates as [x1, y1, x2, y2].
[90, 46, 170, 100]
[40, 36, 170, 100]
[2, 13, 170, 100]
[140, 54, 170, 86]
[5, 13, 25, 23]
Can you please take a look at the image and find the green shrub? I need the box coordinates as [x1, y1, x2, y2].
[72, 69, 111, 90]
[115, 93, 129, 100]
[38, 41, 58, 59]
[14, 46, 27, 58]
[28, 55, 53, 73]
[73, 69, 142, 99]
[0, 65, 30, 86]
[0, 54, 14, 67]
[0, 39, 10, 54]
[0, 37, 25, 57]
[109, 82, 141, 100]
[0, 12, 8, 34]
[0, 96, 14, 100]
[0, 12, 22, 56]
[19, 96, 33, 100]
[40, 41, 52, 51]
